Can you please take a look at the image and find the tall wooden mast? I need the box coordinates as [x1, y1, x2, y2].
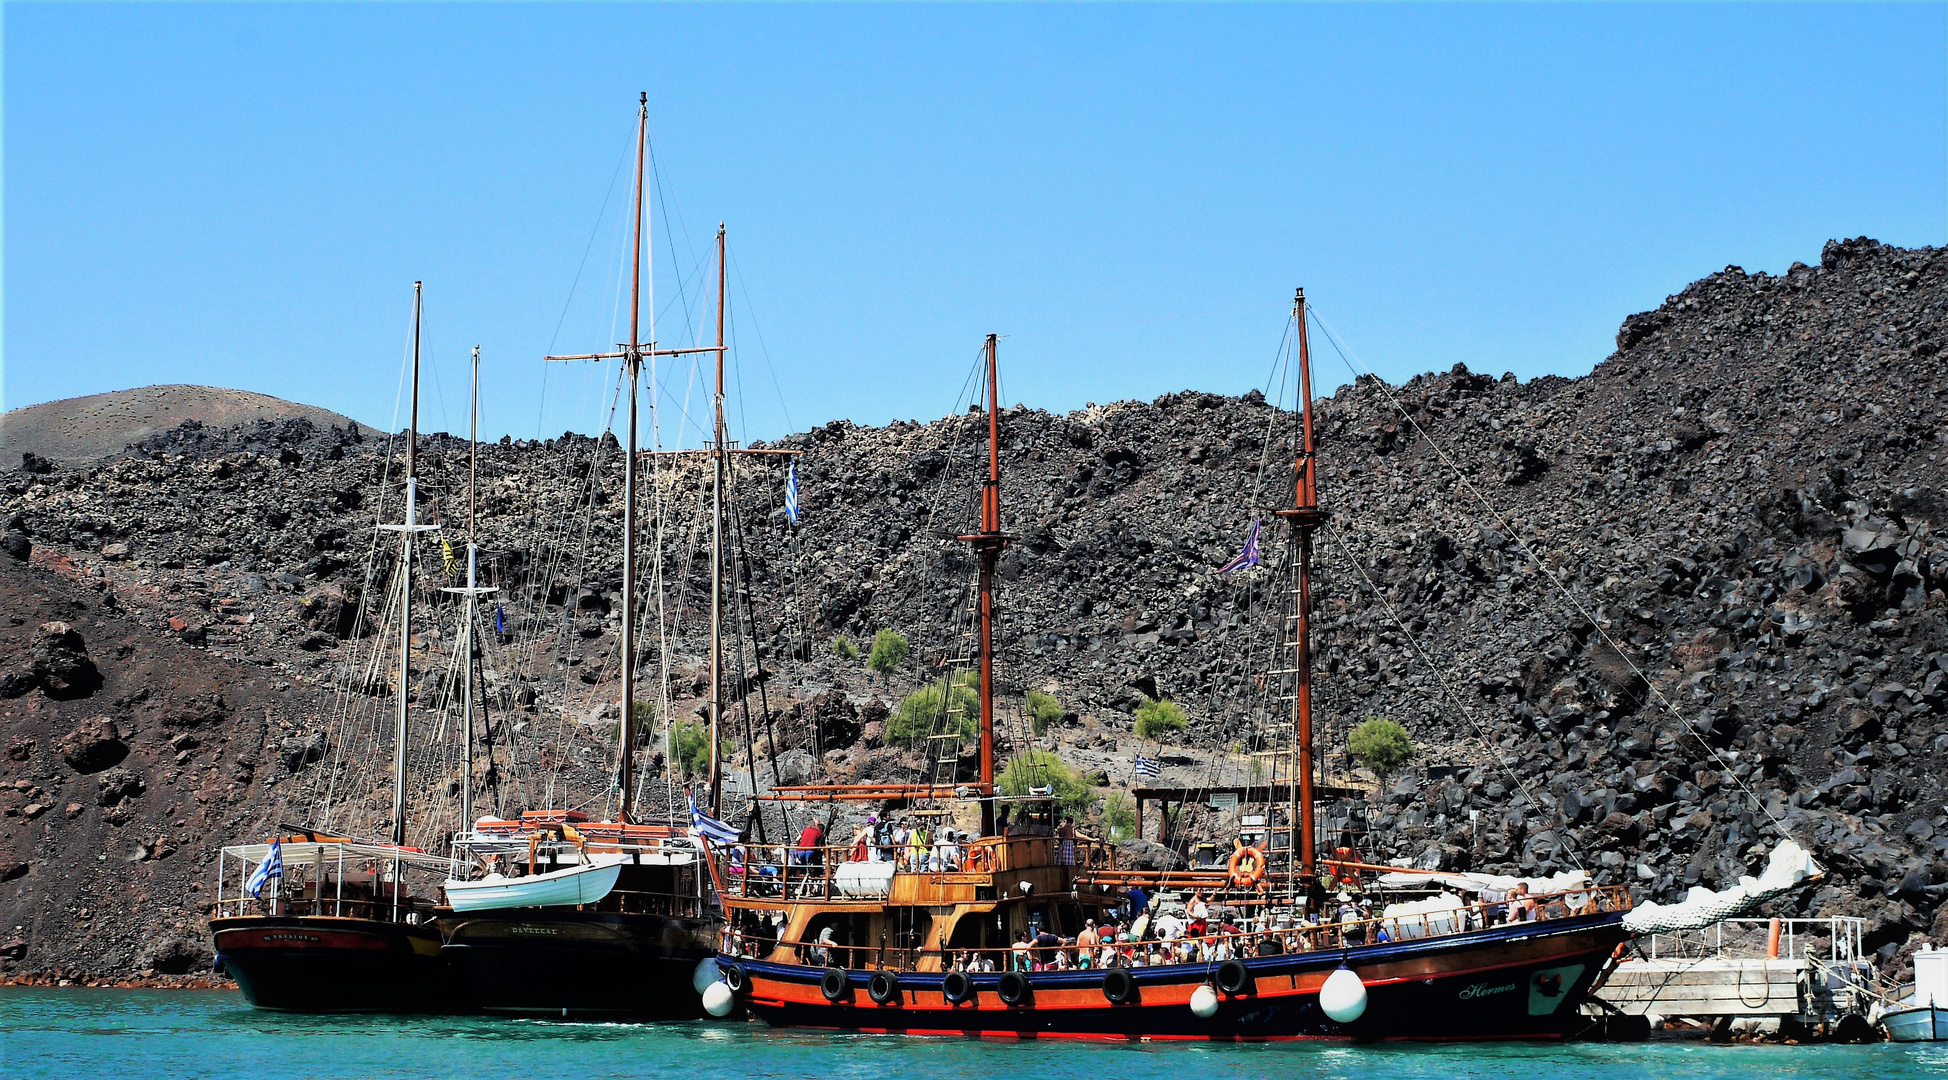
[1274, 288, 1322, 877]
[384, 282, 437, 848]
[545, 95, 728, 822]
[616, 92, 648, 823]
[961, 334, 1007, 836]
[707, 224, 727, 816]
[445, 344, 497, 834]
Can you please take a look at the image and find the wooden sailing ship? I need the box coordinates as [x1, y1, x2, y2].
[706, 303, 1650, 1040]
[209, 283, 462, 1013]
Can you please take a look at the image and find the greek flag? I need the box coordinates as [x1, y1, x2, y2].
[689, 795, 740, 847]
[246, 839, 283, 897]
[784, 460, 800, 525]
[1218, 516, 1262, 574]
[1134, 756, 1162, 778]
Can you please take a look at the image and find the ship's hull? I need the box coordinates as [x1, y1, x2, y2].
[728, 911, 1629, 1040]
[1883, 1005, 1947, 1042]
[211, 915, 458, 1013]
[440, 911, 718, 1019]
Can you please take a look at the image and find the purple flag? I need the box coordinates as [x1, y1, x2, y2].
[1218, 516, 1262, 574]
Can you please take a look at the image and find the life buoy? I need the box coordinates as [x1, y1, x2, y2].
[868, 970, 901, 1005]
[997, 970, 1031, 1006]
[1216, 959, 1253, 996]
[820, 966, 849, 1002]
[1227, 846, 1267, 888]
[942, 970, 974, 1004]
[1101, 967, 1139, 1005]
[967, 846, 995, 872]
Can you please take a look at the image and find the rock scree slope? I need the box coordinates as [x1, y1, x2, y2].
[1, 237, 1946, 986]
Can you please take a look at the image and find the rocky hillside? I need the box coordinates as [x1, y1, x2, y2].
[1, 237, 1944, 985]
[0, 385, 362, 467]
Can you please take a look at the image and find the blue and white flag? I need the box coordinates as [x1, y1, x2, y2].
[494, 605, 506, 635]
[784, 460, 800, 525]
[246, 839, 283, 898]
[1134, 756, 1162, 779]
[1218, 516, 1262, 574]
[689, 795, 740, 847]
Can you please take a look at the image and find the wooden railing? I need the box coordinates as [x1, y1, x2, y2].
[717, 834, 1113, 901]
[721, 884, 1635, 972]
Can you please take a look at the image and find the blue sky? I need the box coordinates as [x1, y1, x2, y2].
[5, 3, 1944, 446]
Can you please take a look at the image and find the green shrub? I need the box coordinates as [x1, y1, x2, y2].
[1102, 791, 1136, 840]
[888, 670, 979, 744]
[1026, 690, 1064, 737]
[671, 718, 732, 779]
[998, 750, 1096, 819]
[1348, 716, 1415, 780]
[866, 628, 909, 676]
[1134, 698, 1188, 741]
[832, 636, 860, 660]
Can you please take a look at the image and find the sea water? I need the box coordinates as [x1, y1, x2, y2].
[2, 989, 1944, 1080]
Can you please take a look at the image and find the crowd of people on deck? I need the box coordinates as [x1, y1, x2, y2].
[753, 810, 1088, 876]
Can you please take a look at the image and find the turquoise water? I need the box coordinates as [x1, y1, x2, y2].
[3, 989, 1945, 1080]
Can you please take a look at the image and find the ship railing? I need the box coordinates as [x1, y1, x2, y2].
[718, 883, 1634, 971]
[212, 840, 452, 923]
[714, 834, 1114, 901]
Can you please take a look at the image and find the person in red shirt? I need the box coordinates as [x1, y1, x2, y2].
[793, 819, 824, 865]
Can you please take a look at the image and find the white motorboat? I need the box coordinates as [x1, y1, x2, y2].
[445, 854, 625, 912]
[1882, 944, 1946, 1042]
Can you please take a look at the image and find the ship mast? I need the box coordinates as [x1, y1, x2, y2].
[545, 95, 727, 823]
[707, 223, 727, 817]
[446, 345, 497, 834]
[1274, 288, 1322, 877]
[384, 282, 437, 848]
[964, 335, 1006, 836]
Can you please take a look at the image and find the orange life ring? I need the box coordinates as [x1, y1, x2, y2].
[967, 846, 995, 873]
[1228, 845, 1266, 888]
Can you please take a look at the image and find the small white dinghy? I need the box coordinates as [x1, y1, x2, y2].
[445, 853, 625, 912]
[1882, 944, 1947, 1042]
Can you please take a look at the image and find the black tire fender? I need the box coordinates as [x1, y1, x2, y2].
[1216, 959, 1253, 995]
[819, 966, 848, 1002]
[867, 969, 901, 1005]
[941, 970, 975, 1004]
[720, 961, 747, 993]
[1101, 967, 1139, 1005]
[997, 970, 1031, 1006]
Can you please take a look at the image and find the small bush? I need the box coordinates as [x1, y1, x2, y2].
[866, 628, 909, 676]
[832, 636, 859, 660]
[1348, 716, 1415, 780]
[998, 750, 1096, 819]
[1026, 690, 1063, 737]
[1102, 791, 1136, 840]
[1134, 698, 1188, 741]
[888, 670, 979, 744]
[671, 719, 731, 779]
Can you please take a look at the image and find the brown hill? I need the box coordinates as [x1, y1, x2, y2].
[0, 386, 361, 467]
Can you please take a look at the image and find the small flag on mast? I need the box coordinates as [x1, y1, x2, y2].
[246, 839, 284, 898]
[784, 460, 800, 525]
[1134, 756, 1162, 778]
[494, 605, 506, 635]
[1218, 516, 1262, 573]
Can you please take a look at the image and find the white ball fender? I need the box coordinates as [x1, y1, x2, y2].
[692, 958, 722, 995]
[1319, 966, 1368, 1023]
[702, 980, 737, 1017]
[1189, 983, 1221, 1019]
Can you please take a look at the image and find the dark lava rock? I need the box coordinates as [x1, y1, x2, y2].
[56, 717, 128, 774]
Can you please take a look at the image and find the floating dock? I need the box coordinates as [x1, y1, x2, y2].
[1594, 917, 1875, 1027]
